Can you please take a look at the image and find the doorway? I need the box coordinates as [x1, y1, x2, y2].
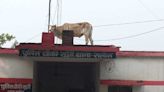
[33, 62, 99, 92]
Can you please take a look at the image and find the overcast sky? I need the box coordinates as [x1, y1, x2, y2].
[1, 0, 164, 51]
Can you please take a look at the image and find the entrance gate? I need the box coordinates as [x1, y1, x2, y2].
[34, 62, 99, 92]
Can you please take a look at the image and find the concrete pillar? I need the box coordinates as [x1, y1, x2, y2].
[42, 32, 54, 47]
[62, 30, 73, 45]
[32, 62, 38, 92]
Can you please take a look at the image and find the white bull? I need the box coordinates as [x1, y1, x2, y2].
[49, 22, 93, 45]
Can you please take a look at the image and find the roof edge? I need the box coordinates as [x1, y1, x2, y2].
[117, 51, 164, 57]
[101, 79, 164, 86]
[0, 48, 19, 55]
[1, 48, 164, 57]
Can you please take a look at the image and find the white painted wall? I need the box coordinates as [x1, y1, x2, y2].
[100, 57, 164, 80]
[100, 57, 164, 92]
[1, 54, 164, 92]
[0, 55, 33, 78]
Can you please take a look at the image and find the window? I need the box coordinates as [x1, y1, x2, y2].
[108, 86, 132, 92]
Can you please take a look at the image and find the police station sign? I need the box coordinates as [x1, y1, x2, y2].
[19, 49, 116, 59]
[0, 83, 31, 92]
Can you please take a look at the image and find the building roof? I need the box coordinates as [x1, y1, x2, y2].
[1, 48, 164, 57]
[0, 48, 18, 55]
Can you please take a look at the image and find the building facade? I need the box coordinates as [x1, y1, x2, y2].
[1, 49, 164, 92]
[101, 51, 164, 92]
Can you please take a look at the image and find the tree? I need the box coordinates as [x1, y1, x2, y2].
[0, 33, 15, 47]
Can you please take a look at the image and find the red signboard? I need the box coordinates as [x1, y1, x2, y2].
[0, 78, 32, 92]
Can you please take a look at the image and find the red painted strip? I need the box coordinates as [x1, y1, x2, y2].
[16, 43, 119, 52]
[1, 78, 164, 86]
[0, 78, 32, 83]
[2, 46, 164, 57]
[101, 80, 164, 86]
[0, 44, 119, 55]
[117, 51, 164, 57]
[0, 49, 18, 54]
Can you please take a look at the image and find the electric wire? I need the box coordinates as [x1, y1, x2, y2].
[94, 19, 164, 28]
[57, 0, 60, 25]
[60, 0, 62, 24]
[94, 26, 164, 41]
[136, 0, 159, 19]
[51, 1, 58, 25]
[55, 0, 62, 44]
[25, 23, 164, 43]
[48, 0, 51, 32]
[25, 33, 42, 43]
[24, 26, 164, 43]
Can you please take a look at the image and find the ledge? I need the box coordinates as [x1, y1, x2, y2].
[101, 80, 164, 86]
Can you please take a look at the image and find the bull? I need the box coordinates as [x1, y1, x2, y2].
[49, 22, 93, 45]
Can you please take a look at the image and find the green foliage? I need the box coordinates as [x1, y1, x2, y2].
[0, 33, 15, 47]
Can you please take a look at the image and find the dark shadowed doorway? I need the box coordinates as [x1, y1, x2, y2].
[33, 62, 100, 92]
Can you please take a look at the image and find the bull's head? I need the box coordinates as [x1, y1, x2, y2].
[48, 25, 57, 33]
[48, 25, 62, 39]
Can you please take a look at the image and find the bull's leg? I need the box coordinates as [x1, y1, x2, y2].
[85, 35, 89, 45]
[89, 37, 93, 45]
[88, 32, 93, 45]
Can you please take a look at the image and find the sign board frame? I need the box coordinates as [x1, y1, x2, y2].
[19, 49, 116, 59]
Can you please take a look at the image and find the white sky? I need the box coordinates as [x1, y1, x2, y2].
[0, 0, 164, 51]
